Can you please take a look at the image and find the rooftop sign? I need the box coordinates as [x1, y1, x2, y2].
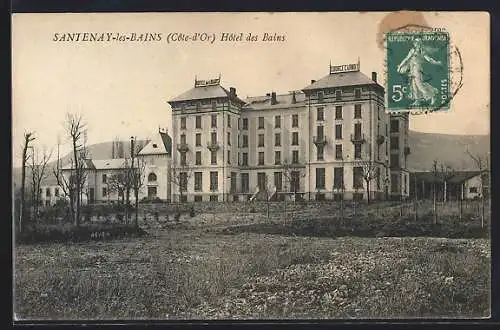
[329, 62, 360, 74]
[194, 77, 221, 87]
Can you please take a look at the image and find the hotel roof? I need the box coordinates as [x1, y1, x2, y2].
[169, 77, 245, 103]
[302, 70, 381, 91]
[244, 92, 306, 110]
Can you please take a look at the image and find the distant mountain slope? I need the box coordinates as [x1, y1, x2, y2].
[12, 132, 490, 189]
[407, 131, 490, 171]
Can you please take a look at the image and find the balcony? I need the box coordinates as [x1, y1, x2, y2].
[177, 142, 189, 152]
[313, 136, 327, 147]
[404, 146, 411, 156]
[207, 141, 220, 151]
[377, 135, 385, 145]
[350, 133, 366, 144]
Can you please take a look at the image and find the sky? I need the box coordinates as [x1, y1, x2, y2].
[12, 12, 490, 167]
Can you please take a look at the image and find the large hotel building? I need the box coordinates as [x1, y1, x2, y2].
[168, 62, 410, 202]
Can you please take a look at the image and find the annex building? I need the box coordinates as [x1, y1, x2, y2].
[168, 62, 411, 202]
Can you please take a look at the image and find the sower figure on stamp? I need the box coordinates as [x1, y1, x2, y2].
[397, 37, 442, 106]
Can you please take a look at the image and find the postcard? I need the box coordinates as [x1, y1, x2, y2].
[12, 11, 490, 320]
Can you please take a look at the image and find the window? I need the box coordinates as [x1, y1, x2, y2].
[147, 186, 157, 198]
[335, 144, 343, 159]
[180, 152, 187, 166]
[354, 144, 362, 159]
[227, 114, 231, 127]
[195, 151, 202, 165]
[102, 174, 107, 183]
[211, 114, 217, 128]
[291, 171, 300, 192]
[292, 150, 299, 164]
[317, 125, 324, 140]
[390, 136, 399, 150]
[227, 150, 231, 164]
[211, 132, 217, 143]
[258, 117, 265, 129]
[238, 118, 240, 130]
[275, 151, 281, 165]
[355, 88, 362, 99]
[179, 172, 188, 192]
[180, 117, 186, 129]
[257, 172, 267, 190]
[292, 114, 299, 127]
[211, 100, 217, 111]
[102, 187, 107, 197]
[334, 167, 344, 189]
[195, 116, 202, 129]
[274, 172, 283, 191]
[196, 102, 201, 112]
[390, 154, 400, 168]
[317, 146, 324, 161]
[180, 134, 186, 145]
[391, 173, 399, 193]
[238, 135, 240, 148]
[258, 134, 265, 147]
[469, 187, 478, 193]
[195, 133, 201, 146]
[258, 152, 265, 165]
[194, 195, 203, 202]
[354, 123, 362, 138]
[230, 172, 237, 193]
[211, 150, 217, 165]
[194, 172, 202, 191]
[243, 118, 248, 130]
[354, 104, 362, 118]
[275, 133, 281, 146]
[210, 195, 219, 202]
[227, 132, 231, 145]
[55, 188, 59, 197]
[275, 115, 281, 128]
[242, 135, 248, 148]
[241, 173, 249, 193]
[242, 152, 248, 166]
[335, 124, 342, 139]
[210, 172, 218, 191]
[376, 168, 381, 190]
[335, 106, 343, 119]
[292, 132, 299, 145]
[316, 168, 325, 189]
[148, 173, 157, 182]
[317, 91, 324, 103]
[317, 107, 324, 121]
[46, 188, 51, 197]
[390, 119, 399, 133]
[353, 167, 363, 189]
[335, 90, 342, 101]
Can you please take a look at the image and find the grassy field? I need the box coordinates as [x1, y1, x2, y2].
[14, 202, 491, 320]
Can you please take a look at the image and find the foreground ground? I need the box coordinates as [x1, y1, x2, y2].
[14, 208, 491, 320]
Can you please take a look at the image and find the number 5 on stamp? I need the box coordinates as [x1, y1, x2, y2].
[386, 31, 450, 112]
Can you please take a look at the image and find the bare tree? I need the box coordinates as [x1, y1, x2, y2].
[131, 156, 146, 227]
[357, 160, 380, 204]
[170, 163, 192, 203]
[282, 160, 306, 224]
[466, 150, 490, 228]
[431, 160, 439, 224]
[107, 169, 129, 204]
[53, 114, 88, 226]
[29, 146, 53, 221]
[439, 163, 455, 203]
[19, 132, 36, 232]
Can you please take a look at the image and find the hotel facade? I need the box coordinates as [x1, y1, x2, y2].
[168, 62, 411, 202]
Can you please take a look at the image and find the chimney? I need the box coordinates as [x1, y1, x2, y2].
[291, 91, 297, 104]
[271, 92, 277, 105]
[311, 79, 316, 84]
[266, 93, 271, 97]
[372, 72, 377, 82]
[229, 87, 236, 98]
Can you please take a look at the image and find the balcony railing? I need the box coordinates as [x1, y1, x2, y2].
[404, 146, 411, 156]
[350, 133, 366, 144]
[207, 141, 220, 151]
[377, 135, 385, 145]
[313, 136, 328, 147]
[177, 143, 189, 152]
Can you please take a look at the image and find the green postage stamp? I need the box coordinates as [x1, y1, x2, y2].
[386, 31, 450, 112]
